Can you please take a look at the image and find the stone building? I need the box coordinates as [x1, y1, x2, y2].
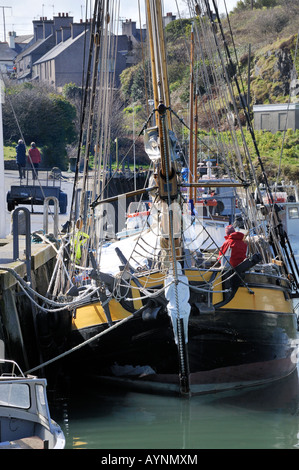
[32, 21, 91, 91]
[13, 11, 177, 90]
[15, 14, 73, 82]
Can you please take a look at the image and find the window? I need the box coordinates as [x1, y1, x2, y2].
[0, 383, 30, 409]
[36, 384, 48, 419]
[278, 113, 287, 131]
[288, 207, 299, 219]
[261, 113, 270, 130]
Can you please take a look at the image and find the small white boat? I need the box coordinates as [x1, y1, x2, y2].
[0, 360, 65, 449]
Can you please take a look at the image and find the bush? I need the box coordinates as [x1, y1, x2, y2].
[3, 81, 77, 170]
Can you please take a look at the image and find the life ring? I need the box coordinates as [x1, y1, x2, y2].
[216, 200, 225, 214]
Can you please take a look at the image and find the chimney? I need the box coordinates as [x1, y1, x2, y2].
[61, 26, 71, 42]
[53, 13, 74, 32]
[43, 19, 54, 39]
[33, 20, 44, 41]
[56, 29, 62, 44]
[71, 22, 87, 39]
[8, 31, 16, 49]
[163, 12, 176, 27]
[122, 19, 136, 38]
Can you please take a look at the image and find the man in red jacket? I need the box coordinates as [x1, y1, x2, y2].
[218, 225, 247, 268]
[28, 142, 41, 180]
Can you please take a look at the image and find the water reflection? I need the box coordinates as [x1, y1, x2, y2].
[52, 368, 299, 450]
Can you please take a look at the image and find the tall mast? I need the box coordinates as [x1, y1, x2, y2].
[145, 0, 159, 127]
[146, 0, 189, 395]
[155, 0, 172, 131]
[188, 24, 195, 204]
[194, 90, 198, 195]
[145, 0, 172, 178]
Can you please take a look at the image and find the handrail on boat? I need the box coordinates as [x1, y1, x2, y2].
[0, 359, 25, 378]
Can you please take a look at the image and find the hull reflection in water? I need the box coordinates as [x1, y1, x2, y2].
[58, 369, 299, 449]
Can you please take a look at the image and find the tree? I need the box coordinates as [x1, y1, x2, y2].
[3, 81, 77, 169]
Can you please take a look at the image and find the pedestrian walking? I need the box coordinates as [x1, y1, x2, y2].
[28, 142, 41, 180]
[16, 139, 26, 179]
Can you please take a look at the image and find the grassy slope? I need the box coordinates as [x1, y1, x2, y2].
[4, 144, 18, 160]
[166, 5, 299, 181]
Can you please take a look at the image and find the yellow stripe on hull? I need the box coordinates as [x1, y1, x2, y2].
[221, 286, 293, 313]
[72, 270, 293, 331]
[72, 299, 131, 330]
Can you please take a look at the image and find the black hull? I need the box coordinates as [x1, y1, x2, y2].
[69, 307, 298, 395]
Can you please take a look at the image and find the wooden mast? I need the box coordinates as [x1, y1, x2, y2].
[194, 90, 199, 202]
[145, 0, 173, 180]
[188, 25, 195, 205]
[146, 0, 189, 395]
[145, 0, 160, 130]
[155, 0, 172, 131]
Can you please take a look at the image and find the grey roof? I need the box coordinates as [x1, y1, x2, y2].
[15, 35, 54, 61]
[253, 104, 299, 112]
[33, 30, 88, 65]
[15, 35, 34, 45]
[0, 43, 17, 61]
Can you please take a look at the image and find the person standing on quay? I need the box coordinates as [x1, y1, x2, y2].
[28, 142, 41, 180]
[16, 139, 26, 179]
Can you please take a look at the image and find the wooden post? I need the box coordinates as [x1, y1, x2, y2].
[0, 82, 7, 238]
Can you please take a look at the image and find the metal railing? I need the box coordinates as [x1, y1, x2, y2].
[12, 207, 31, 283]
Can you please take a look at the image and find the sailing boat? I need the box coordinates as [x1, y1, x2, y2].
[42, 0, 299, 396]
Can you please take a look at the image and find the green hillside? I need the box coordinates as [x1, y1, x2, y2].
[120, 0, 299, 180]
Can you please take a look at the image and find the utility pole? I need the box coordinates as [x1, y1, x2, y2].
[0, 6, 12, 42]
[0, 79, 7, 238]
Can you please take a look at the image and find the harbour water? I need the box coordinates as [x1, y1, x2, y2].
[46, 300, 299, 451]
[49, 304, 299, 452]
[50, 363, 299, 451]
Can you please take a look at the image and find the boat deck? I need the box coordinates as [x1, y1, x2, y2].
[0, 435, 47, 449]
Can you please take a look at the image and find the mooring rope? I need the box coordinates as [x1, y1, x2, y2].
[0, 265, 100, 310]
